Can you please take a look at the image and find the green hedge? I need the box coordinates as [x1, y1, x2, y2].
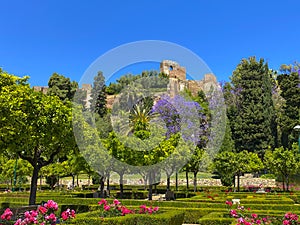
[198, 218, 235, 225]
[71, 210, 185, 225]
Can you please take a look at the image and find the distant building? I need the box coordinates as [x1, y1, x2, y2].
[160, 60, 218, 97]
[33, 60, 219, 109]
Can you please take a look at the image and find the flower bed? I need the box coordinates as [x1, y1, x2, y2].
[0, 200, 75, 225]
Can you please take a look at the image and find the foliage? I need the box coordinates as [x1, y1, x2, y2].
[0, 200, 75, 225]
[214, 151, 263, 189]
[276, 69, 300, 148]
[97, 198, 159, 218]
[89, 71, 107, 117]
[226, 200, 300, 225]
[228, 57, 276, 156]
[47, 73, 78, 102]
[0, 71, 76, 205]
[264, 143, 300, 191]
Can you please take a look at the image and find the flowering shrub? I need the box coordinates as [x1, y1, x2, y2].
[98, 199, 159, 218]
[226, 201, 300, 225]
[0, 200, 75, 225]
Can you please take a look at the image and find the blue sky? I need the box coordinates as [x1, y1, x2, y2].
[1, 0, 300, 86]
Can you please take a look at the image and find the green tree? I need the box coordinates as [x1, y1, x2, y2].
[0, 71, 75, 205]
[214, 151, 236, 187]
[229, 57, 276, 156]
[90, 71, 107, 117]
[0, 158, 33, 189]
[214, 150, 263, 191]
[47, 73, 78, 102]
[234, 151, 263, 191]
[264, 143, 299, 191]
[219, 119, 235, 153]
[277, 70, 300, 148]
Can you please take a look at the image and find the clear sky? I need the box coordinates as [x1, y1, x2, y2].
[1, 0, 299, 86]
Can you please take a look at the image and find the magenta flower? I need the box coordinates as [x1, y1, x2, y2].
[38, 206, 47, 214]
[283, 220, 290, 225]
[98, 199, 108, 205]
[104, 205, 111, 211]
[113, 199, 121, 205]
[44, 200, 58, 211]
[1, 208, 13, 220]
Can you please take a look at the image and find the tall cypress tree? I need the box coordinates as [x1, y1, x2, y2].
[90, 71, 107, 117]
[277, 70, 300, 148]
[229, 57, 275, 156]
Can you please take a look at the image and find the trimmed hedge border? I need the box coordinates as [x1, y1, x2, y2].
[71, 210, 185, 225]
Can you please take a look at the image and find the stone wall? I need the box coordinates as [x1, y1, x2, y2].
[160, 60, 186, 80]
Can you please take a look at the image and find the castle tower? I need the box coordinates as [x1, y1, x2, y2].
[160, 60, 186, 80]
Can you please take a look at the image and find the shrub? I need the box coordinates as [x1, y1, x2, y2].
[72, 210, 185, 225]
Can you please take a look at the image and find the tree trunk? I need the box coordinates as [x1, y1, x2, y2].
[175, 172, 178, 191]
[29, 166, 39, 205]
[72, 174, 75, 189]
[282, 175, 285, 192]
[167, 177, 170, 191]
[186, 170, 189, 190]
[143, 174, 147, 190]
[76, 174, 79, 187]
[99, 176, 105, 197]
[148, 172, 153, 200]
[88, 175, 90, 187]
[107, 177, 110, 196]
[286, 175, 289, 192]
[237, 173, 240, 192]
[119, 173, 124, 199]
[193, 171, 197, 192]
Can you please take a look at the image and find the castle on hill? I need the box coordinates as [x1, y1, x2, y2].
[160, 60, 218, 97]
[33, 60, 218, 108]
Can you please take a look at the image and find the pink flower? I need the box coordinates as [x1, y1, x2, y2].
[238, 217, 245, 223]
[283, 220, 290, 225]
[230, 209, 238, 217]
[38, 206, 47, 214]
[1, 208, 13, 220]
[104, 205, 110, 211]
[121, 207, 132, 215]
[44, 200, 58, 211]
[61, 211, 69, 221]
[113, 199, 121, 205]
[14, 219, 22, 225]
[153, 206, 159, 212]
[225, 200, 233, 207]
[140, 205, 147, 210]
[98, 199, 108, 206]
[30, 210, 38, 217]
[256, 219, 261, 224]
[71, 209, 76, 218]
[45, 213, 57, 222]
[252, 213, 258, 219]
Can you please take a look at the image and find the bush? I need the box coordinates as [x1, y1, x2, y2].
[72, 210, 185, 225]
[198, 218, 235, 225]
[260, 174, 276, 179]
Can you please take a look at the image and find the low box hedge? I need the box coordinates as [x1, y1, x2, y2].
[71, 210, 185, 225]
[198, 218, 235, 225]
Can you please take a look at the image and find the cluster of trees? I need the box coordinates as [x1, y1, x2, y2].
[214, 57, 300, 191]
[0, 56, 299, 205]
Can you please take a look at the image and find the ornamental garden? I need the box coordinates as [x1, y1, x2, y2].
[0, 57, 299, 225]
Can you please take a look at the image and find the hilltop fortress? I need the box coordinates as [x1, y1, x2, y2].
[33, 60, 218, 107]
[160, 60, 218, 97]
